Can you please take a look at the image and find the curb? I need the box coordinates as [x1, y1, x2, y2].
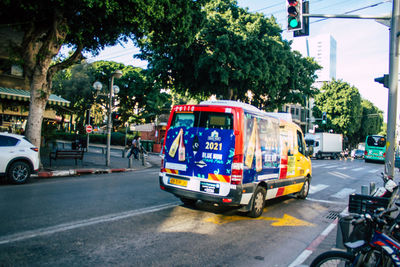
[36, 168, 135, 178]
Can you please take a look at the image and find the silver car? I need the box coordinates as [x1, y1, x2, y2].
[0, 133, 40, 184]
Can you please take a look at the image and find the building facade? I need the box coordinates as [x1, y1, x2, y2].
[0, 27, 70, 133]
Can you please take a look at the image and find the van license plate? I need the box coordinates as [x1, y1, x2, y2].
[169, 177, 188, 187]
[200, 181, 220, 194]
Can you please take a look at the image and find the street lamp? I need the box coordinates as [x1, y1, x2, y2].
[92, 70, 122, 167]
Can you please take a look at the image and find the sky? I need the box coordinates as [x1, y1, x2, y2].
[86, 0, 395, 121]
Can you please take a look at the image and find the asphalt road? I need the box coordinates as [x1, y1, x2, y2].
[0, 159, 392, 266]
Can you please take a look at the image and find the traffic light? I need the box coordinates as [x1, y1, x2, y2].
[287, 0, 303, 31]
[294, 1, 309, 37]
[322, 112, 327, 124]
[374, 74, 389, 88]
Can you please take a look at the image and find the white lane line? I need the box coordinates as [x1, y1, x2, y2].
[0, 202, 180, 245]
[288, 207, 348, 267]
[332, 188, 356, 199]
[323, 165, 338, 169]
[329, 171, 354, 179]
[309, 184, 329, 194]
[352, 167, 365, 172]
[306, 198, 346, 205]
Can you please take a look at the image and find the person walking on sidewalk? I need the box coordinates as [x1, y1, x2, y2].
[127, 136, 139, 159]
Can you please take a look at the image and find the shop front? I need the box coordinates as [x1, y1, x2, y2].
[0, 87, 70, 133]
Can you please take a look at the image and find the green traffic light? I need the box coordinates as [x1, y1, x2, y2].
[289, 18, 299, 28]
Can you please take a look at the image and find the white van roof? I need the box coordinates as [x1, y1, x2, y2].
[199, 100, 262, 113]
[199, 100, 293, 122]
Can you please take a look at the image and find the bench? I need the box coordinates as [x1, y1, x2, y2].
[49, 149, 84, 166]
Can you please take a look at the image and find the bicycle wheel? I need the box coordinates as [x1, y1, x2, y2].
[310, 250, 355, 267]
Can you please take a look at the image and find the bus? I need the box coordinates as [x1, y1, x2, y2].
[364, 135, 386, 162]
[159, 100, 312, 218]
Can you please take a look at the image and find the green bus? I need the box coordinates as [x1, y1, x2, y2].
[364, 135, 386, 162]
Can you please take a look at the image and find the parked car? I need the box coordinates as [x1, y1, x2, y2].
[0, 133, 40, 184]
[352, 149, 365, 159]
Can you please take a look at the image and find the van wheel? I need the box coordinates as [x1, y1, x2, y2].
[248, 187, 266, 218]
[296, 178, 310, 199]
[180, 197, 197, 207]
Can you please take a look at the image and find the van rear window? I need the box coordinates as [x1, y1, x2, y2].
[171, 111, 233, 130]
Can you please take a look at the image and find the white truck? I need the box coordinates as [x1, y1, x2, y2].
[305, 132, 343, 159]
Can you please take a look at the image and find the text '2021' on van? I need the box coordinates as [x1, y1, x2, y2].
[159, 100, 312, 218]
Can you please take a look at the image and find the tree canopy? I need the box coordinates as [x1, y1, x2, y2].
[52, 61, 172, 130]
[312, 79, 383, 147]
[0, 0, 205, 147]
[139, 0, 320, 111]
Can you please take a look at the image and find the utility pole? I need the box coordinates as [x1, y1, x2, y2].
[385, 0, 399, 178]
[298, 3, 398, 177]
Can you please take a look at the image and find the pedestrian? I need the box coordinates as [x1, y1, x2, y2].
[127, 136, 139, 159]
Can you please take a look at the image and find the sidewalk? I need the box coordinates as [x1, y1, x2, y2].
[36, 141, 162, 178]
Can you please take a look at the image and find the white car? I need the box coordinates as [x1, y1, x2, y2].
[0, 133, 40, 184]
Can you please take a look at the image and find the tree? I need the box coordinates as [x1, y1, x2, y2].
[52, 62, 96, 133]
[356, 99, 384, 144]
[0, 0, 206, 148]
[53, 61, 173, 128]
[312, 79, 362, 147]
[139, 0, 320, 111]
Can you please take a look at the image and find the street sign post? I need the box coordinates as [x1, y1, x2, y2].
[86, 125, 93, 134]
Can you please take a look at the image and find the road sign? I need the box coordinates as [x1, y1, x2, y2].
[86, 125, 93, 133]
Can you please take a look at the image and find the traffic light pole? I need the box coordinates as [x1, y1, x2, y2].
[386, 0, 399, 178]
[300, 3, 399, 177]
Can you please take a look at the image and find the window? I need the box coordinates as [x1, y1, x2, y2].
[297, 131, 305, 155]
[0, 135, 19, 146]
[367, 136, 386, 147]
[171, 111, 233, 130]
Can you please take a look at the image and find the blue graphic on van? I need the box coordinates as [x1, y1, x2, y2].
[165, 126, 235, 180]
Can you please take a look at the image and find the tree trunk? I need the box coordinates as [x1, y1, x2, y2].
[25, 72, 50, 149]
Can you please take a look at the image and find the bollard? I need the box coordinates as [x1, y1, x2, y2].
[336, 215, 353, 249]
[122, 149, 125, 158]
[370, 182, 376, 195]
[128, 156, 133, 168]
[361, 185, 369, 195]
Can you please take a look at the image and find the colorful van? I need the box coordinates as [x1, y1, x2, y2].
[159, 100, 312, 217]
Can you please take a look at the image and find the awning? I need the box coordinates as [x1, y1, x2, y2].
[130, 123, 155, 132]
[0, 87, 70, 107]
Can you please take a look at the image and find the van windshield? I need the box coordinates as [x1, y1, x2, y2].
[171, 111, 233, 130]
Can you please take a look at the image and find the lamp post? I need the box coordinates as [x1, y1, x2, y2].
[93, 70, 122, 166]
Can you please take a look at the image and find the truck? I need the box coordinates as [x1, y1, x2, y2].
[305, 132, 342, 159]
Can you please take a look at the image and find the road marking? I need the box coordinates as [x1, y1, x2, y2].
[261, 214, 315, 227]
[352, 167, 365, 172]
[306, 198, 346, 205]
[332, 188, 356, 199]
[205, 213, 314, 226]
[309, 184, 329, 194]
[323, 165, 338, 169]
[329, 171, 353, 179]
[0, 202, 180, 245]
[369, 169, 379, 173]
[288, 207, 347, 267]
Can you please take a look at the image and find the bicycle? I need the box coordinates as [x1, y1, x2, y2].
[310, 205, 400, 266]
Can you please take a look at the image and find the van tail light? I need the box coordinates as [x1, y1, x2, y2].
[383, 152, 386, 158]
[364, 150, 368, 156]
[231, 154, 243, 185]
[30, 147, 39, 152]
[160, 145, 166, 172]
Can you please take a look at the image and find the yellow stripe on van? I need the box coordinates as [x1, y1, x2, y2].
[208, 173, 230, 183]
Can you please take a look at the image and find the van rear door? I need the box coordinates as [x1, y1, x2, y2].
[162, 107, 235, 195]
